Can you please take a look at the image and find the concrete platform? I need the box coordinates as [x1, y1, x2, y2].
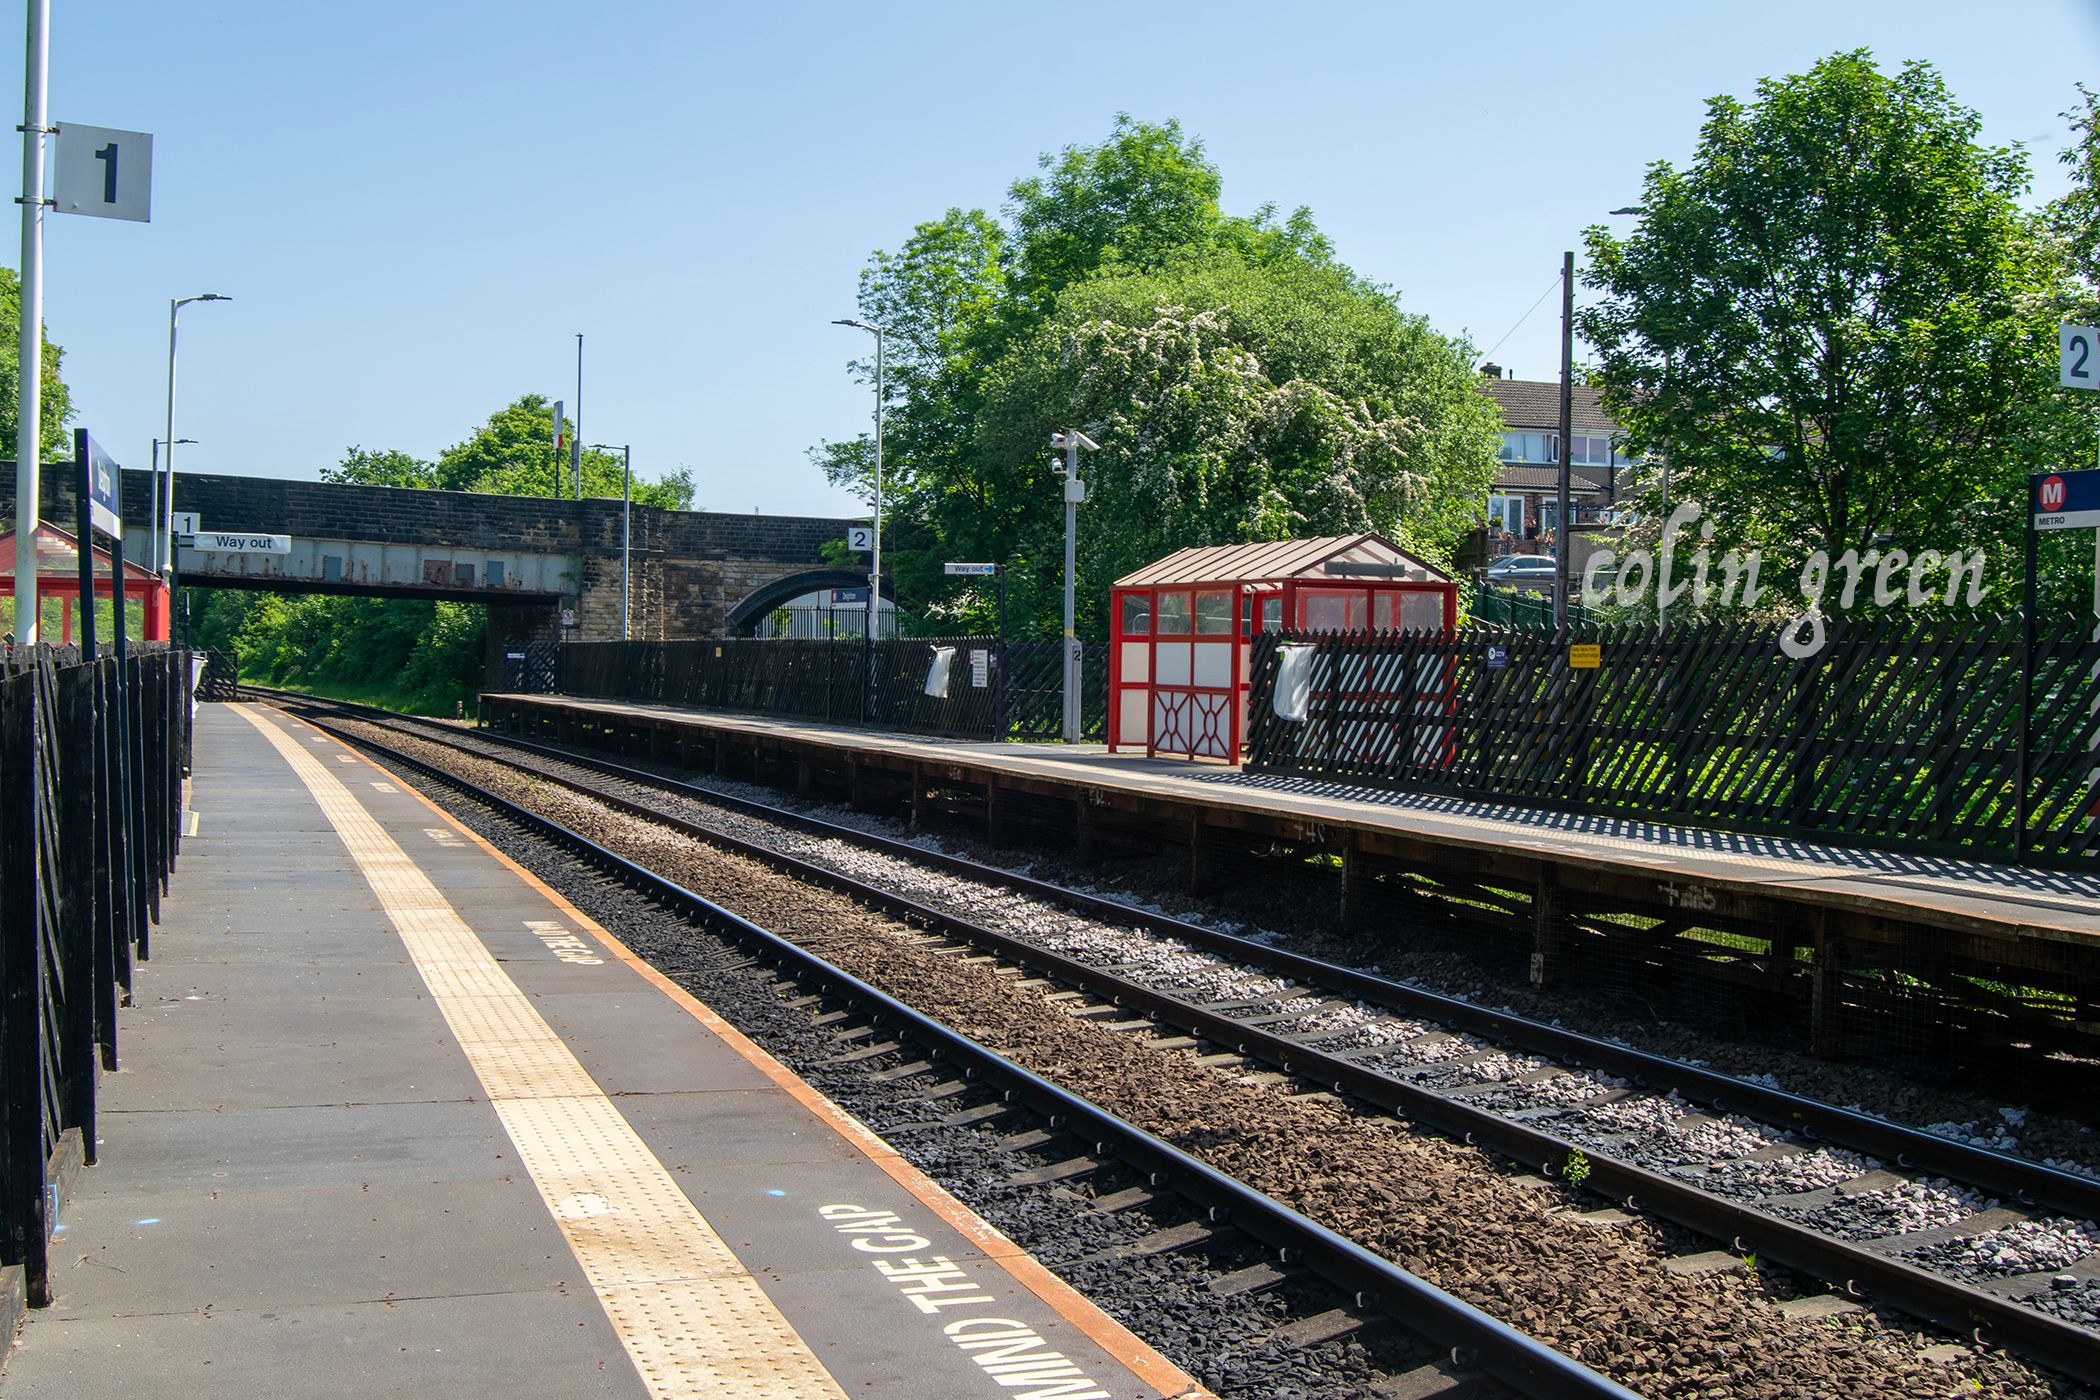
[4, 704, 1194, 1400]
[479, 694, 2100, 948]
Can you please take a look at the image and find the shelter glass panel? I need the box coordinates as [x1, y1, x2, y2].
[1399, 591, 1444, 632]
[1121, 592, 1151, 636]
[1195, 590, 1232, 635]
[1155, 642, 1192, 686]
[1157, 590, 1192, 635]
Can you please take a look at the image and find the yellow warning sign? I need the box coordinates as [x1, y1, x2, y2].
[1569, 643, 1601, 669]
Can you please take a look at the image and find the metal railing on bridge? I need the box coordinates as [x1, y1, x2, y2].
[0, 644, 191, 1306]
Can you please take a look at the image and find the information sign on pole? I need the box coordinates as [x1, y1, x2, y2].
[53, 123, 152, 222]
[2033, 470, 2100, 531]
[2062, 325, 2100, 391]
[846, 526, 874, 553]
[943, 562, 997, 576]
[79, 431, 121, 537]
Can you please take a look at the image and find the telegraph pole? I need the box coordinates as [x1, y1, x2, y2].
[1555, 250, 1574, 633]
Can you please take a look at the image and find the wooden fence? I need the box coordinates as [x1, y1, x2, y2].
[1243, 617, 2100, 865]
[0, 645, 191, 1305]
[546, 637, 1110, 743]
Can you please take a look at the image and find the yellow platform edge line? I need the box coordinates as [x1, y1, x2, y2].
[234, 705, 850, 1400]
[268, 705, 1208, 1400]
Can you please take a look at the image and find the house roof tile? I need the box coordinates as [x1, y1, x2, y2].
[1481, 377, 1620, 435]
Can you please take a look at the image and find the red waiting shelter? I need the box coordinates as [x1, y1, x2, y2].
[0, 523, 171, 643]
[1109, 532, 1455, 760]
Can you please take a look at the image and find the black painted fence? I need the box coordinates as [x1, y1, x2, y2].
[0, 644, 191, 1304]
[1243, 617, 2100, 864]
[544, 637, 1110, 742]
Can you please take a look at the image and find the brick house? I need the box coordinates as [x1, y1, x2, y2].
[1477, 366, 1639, 550]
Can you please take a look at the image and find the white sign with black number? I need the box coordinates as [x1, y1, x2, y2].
[171, 511, 200, 537]
[53, 122, 152, 222]
[846, 526, 874, 552]
[193, 532, 290, 554]
[2062, 324, 2100, 391]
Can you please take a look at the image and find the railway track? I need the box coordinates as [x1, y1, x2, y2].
[253, 689, 2100, 1392]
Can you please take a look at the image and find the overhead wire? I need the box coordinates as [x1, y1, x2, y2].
[1479, 269, 1565, 364]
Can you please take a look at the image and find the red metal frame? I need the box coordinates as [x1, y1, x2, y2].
[1110, 574, 1457, 762]
[1, 525, 171, 642]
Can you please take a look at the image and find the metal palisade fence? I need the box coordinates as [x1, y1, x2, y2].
[546, 638, 1109, 743]
[1243, 617, 2100, 865]
[0, 644, 192, 1305]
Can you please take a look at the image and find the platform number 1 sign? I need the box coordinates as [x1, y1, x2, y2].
[52, 122, 153, 222]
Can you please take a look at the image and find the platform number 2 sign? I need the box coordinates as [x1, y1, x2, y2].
[52, 122, 153, 223]
[2062, 324, 2100, 391]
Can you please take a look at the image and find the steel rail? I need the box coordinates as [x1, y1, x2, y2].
[295, 704, 1640, 1400]
[289, 697, 2100, 1387]
[269, 690, 2100, 1222]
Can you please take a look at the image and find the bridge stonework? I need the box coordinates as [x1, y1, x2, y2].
[3, 465, 860, 648]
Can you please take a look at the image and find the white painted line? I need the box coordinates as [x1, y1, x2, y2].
[236, 708, 847, 1399]
[370, 781, 398, 793]
[334, 753, 357, 764]
[185, 809, 199, 838]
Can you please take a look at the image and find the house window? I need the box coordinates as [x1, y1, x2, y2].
[1497, 431, 1557, 463]
[1120, 592, 1151, 636]
[1487, 495, 1524, 534]
[1569, 436, 1617, 467]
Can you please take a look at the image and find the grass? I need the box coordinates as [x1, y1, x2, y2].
[251, 672, 473, 720]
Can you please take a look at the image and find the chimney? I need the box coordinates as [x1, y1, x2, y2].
[1479, 362, 1503, 379]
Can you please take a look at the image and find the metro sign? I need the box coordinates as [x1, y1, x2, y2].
[2032, 469, 2100, 530]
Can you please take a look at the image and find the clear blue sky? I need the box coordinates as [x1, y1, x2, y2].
[17, 0, 2100, 517]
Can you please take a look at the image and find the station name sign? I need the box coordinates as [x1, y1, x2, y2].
[192, 532, 291, 554]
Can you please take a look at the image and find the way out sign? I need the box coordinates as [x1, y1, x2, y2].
[192, 531, 290, 554]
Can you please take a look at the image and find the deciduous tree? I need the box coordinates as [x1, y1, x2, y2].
[1579, 52, 2056, 570]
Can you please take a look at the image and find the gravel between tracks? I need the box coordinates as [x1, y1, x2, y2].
[342, 717, 2078, 1400]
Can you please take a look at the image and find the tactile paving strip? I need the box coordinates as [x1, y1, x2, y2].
[239, 707, 847, 1399]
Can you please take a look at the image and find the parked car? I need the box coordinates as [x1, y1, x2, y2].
[1485, 555, 1559, 591]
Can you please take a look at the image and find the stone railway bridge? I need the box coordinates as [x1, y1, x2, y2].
[4, 466, 872, 660]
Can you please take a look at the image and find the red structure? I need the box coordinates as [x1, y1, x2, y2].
[1109, 533, 1455, 760]
[0, 524, 171, 643]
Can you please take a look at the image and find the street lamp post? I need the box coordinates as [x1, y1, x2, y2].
[1050, 428, 1099, 743]
[588, 443, 631, 640]
[151, 436, 196, 573]
[162, 293, 231, 577]
[831, 319, 884, 641]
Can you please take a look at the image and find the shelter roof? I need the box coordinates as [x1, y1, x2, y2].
[1114, 533, 1449, 587]
[0, 524, 164, 586]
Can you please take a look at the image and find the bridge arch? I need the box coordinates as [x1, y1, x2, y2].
[726, 569, 896, 635]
